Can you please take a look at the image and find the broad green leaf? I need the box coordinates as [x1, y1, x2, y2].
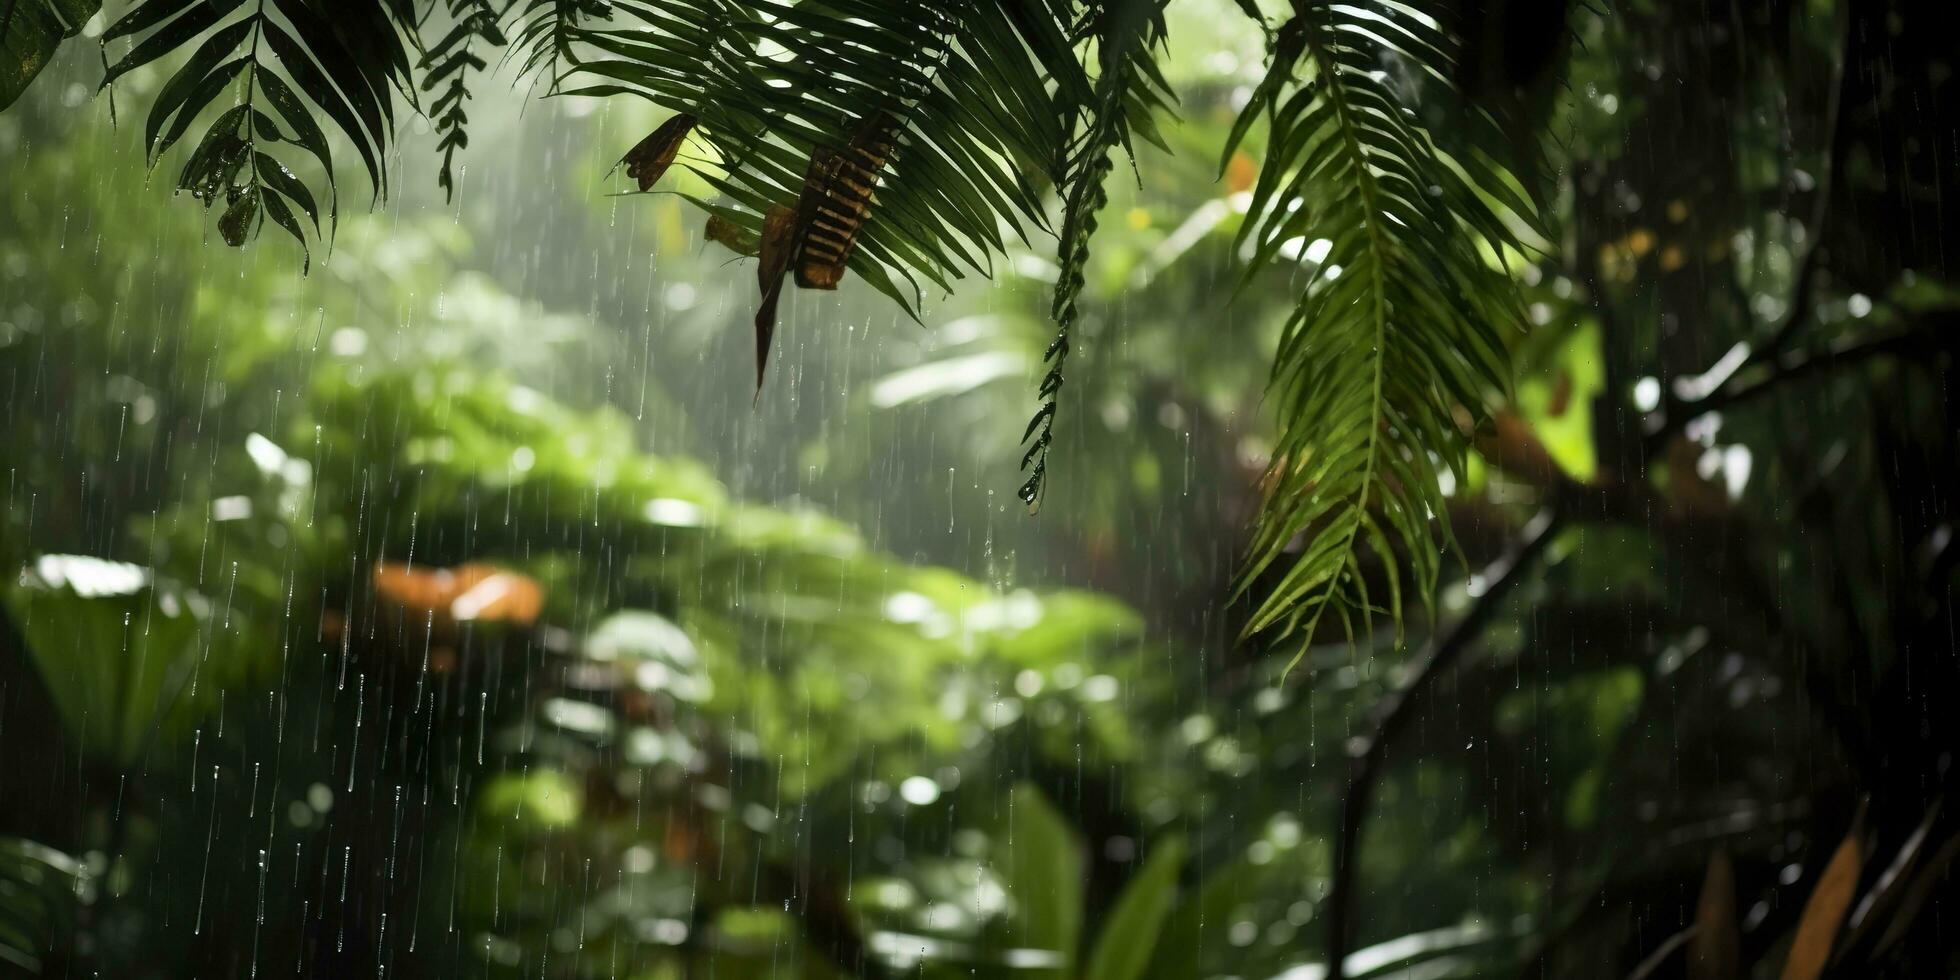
[1083, 835, 1188, 980]
[5, 555, 250, 767]
[1, 0, 101, 109]
[1001, 782, 1084, 978]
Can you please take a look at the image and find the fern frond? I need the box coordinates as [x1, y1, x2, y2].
[98, 0, 420, 265]
[422, 0, 505, 201]
[1020, 0, 1171, 508]
[1228, 2, 1533, 656]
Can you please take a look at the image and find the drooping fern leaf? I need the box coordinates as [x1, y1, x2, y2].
[507, 0, 605, 86]
[98, 0, 418, 266]
[1019, 0, 1171, 508]
[422, 0, 505, 201]
[1227, 2, 1534, 656]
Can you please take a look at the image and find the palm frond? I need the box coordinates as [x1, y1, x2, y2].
[1227, 1, 1534, 655]
[568, 1, 1113, 355]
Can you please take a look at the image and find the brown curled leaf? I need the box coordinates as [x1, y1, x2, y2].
[705, 214, 758, 257]
[616, 113, 697, 191]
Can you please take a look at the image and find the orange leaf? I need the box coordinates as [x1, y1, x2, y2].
[1689, 850, 1739, 980]
[371, 561, 543, 628]
[1780, 804, 1866, 980]
[446, 565, 542, 625]
[1224, 150, 1258, 195]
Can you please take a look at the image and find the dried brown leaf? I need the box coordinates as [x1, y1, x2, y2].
[705, 214, 757, 257]
[1689, 850, 1739, 980]
[1779, 804, 1866, 980]
[794, 112, 896, 291]
[618, 113, 697, 191]
[754, 203, 798, 389]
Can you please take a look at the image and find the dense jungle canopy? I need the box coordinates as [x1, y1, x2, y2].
[1, 0, 1957, 977]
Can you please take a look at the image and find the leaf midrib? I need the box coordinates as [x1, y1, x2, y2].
[1263, 15, 1390, 641]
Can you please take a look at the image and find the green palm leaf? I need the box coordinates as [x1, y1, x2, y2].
[1227, 2, 1534, 656]
[570, 1, 1107, 315]
[423, 0, 504, 201]
[7, 0, 1538, 653]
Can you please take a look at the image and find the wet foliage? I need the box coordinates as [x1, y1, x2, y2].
[2, 1, 1959, 978]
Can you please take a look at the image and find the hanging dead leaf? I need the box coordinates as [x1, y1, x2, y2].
[615, 113, 697, 191]
[1779, 803, 1866, 980]
[794, 112, 897, 290]
[1689, 850, 1739, 980]
[705, 214, 758, 257]
[754, 203, 798, 389]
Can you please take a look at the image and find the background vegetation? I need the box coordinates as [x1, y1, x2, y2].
[2, 1, 1957, 978]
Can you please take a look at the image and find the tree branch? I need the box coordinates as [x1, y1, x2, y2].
[1323, 507, 1563, 979]
[1645, 318, 1959, 456]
